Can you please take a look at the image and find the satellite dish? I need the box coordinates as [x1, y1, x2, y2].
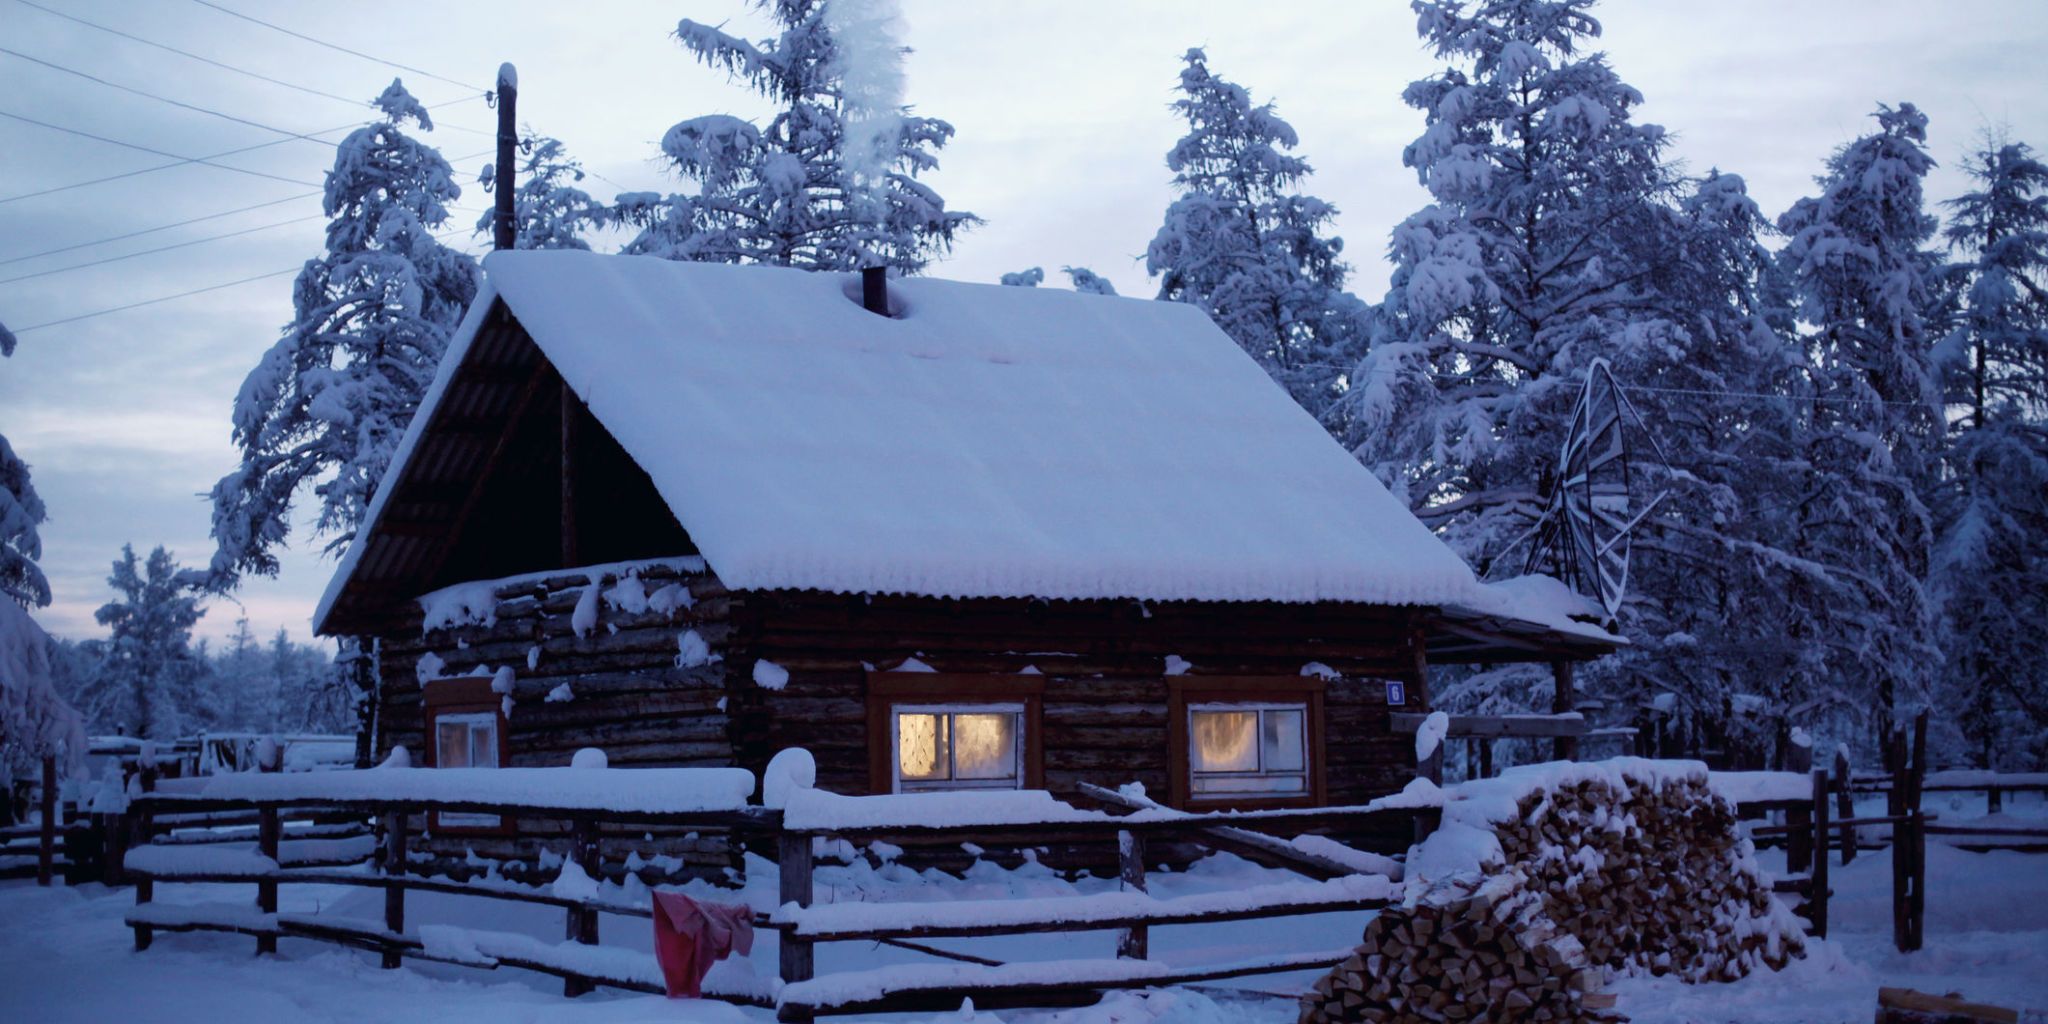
[1517, 360, 1667, 624]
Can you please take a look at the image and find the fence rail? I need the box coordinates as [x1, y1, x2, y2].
[116, 767, 1430, 1021]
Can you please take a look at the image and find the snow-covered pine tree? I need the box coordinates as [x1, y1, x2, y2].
[1344, 0, 1687, 566]
[1063, 267, 1118, 296]
[1775, 103, 1945, 740]
[1147, 48, 1364, 417]
[0, 330, 50, 609]
[86, 545, 207, 739]
[475, 132, 609, 250]
[622, 1, 975, 272]
[0, 600, 86, 777]
[1929, 137, 2048, 767]
[202, 80, 479, 585]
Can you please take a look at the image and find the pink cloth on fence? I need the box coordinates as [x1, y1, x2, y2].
[651, 890, 756, 998]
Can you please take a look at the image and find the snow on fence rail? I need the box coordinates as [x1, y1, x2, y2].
[117, 758, 1432, 1021]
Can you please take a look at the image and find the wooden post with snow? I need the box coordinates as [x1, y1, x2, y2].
[1809, 768, 1829, 939]
[1115, 829, 1148, 960]
[778, 829, 816, 1022]
[564, 818, 601, 997]
[37, 753, 55, 887]
[381, 811, 407, 968]
[256, 744, 281, 955]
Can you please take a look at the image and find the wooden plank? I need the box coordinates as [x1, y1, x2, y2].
[782, 947, 1354, 1018]
[1876, 986, 2020, 1023]
[1074, 783, 1363, 881]
[37, 755, 55, 887]
[565, 818, 599, 997]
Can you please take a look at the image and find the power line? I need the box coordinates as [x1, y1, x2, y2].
[183, 0, 485, 93]
[11, 266, 300, 333]
[0, 94, 487, 203]
[0, 110, 322, 189]
[0, 213, 327, 286]
[12, 225, 477, 334]
[0, 45, 340, 146]
[0, 191, 320, 266]
[10, 0, 372, 110]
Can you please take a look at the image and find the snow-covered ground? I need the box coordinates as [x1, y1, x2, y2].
[2, 819, 2044, 1023]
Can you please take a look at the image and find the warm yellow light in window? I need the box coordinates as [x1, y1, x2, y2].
[953, 713, 1016, 779]
[898, 713, 942, 779]
[1191, 711, 1257, 772]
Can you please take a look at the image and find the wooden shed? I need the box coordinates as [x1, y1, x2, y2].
[313, 251, 1617, 868]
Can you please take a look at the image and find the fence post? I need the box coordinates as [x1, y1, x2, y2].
[565, 818, 601, 997]
[1904, 715, 1927, 953]
[257, 805, 280, 955]
[778, 828, 815, 1021]
[1809, 768, 1829, 939]
[381, 811, 407, 969]
[1116, 829, 1148, 960]
[1987, 784, 2002, 815]
[1550, 661, 1579, 762]
[1478, 738, 1494, 780]
[37, 754, 55, 887]
[1786, 800, 1812, 877]
[1832, 748, 1857, 866]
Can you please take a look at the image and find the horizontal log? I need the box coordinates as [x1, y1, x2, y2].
[1388, 712, 1587, 739]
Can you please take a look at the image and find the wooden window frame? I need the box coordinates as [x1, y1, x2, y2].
[1168, 677, 1327, 811]
[866, 673, 1045, 795]
[423, 676, 513, 836]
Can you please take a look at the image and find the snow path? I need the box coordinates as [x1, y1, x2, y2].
[1, 842, 2043, 1022]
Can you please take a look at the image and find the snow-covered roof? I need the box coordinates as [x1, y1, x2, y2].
[317, 252, 1614, 645]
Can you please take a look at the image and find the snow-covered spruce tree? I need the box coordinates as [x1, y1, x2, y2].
[0, 600, 86, 778]
[1147, 48, 1364, 417]
[1775, 103, 1945, 741]
[203, 80, 478, 585]
[1344, 0, 1687, 567]
[1930, 138, 2048, 767]
[622, 1, 975, 272]
[86, 545, 207, 739]
[474, 132, 609, 250]
[1591, 172, 1843, 764]
[0, 328, 50, 610]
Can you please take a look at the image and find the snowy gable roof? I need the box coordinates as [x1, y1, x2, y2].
[319, 251, 1501, 627]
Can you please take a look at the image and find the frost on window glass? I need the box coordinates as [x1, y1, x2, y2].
[893, 705, 1022, 791]
[1190, 703, 1307, 797]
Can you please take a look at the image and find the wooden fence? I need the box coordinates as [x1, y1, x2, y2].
[117, 771, 1425, 1021]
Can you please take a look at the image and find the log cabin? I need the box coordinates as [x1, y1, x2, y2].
[312, 251, 1619, 874]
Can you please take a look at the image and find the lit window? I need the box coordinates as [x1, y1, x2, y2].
[892, 704, 1024, 792]
[1189, 703, 1307, 798]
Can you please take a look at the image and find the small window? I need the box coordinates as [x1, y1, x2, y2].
[892, 704, 1025, 792]
[1188, 703, 1309, 797]
[866, 673, 1044, 795]
[422, 676, 509, 833]
[435, 712, 500, 770]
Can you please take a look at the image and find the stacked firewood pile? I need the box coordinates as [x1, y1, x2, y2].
[1496, 771, 1801, 982]
[1301, 874, 1621, 1023]
[1301, 764, 1804, 1023]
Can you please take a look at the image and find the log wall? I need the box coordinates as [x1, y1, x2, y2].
[372, 560, 738, 878]
[726, 590, 1429, 808]
[371, 562, 1432, 872]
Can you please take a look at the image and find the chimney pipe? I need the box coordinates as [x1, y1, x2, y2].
[493, 63, 518, 251]
[861, 265, 889, 316]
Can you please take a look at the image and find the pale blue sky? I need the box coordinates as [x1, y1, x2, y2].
[3, 0, 2045, 644]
